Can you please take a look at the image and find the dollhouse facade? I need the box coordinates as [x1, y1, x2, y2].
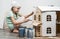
[33, 6, 60, 37]
[33, 7, 42, 37]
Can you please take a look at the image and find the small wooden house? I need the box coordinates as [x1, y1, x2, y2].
[33, 6, 60, 37]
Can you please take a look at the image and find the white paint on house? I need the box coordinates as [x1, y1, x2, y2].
[38, 6, 60, 11]
[41, 12, 56, 36]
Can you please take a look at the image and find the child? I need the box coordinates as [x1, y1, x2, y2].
[6, 5, 34, 33]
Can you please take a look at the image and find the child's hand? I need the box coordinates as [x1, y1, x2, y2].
[24, 18, 30, 22]
[30, 12, 34, 15]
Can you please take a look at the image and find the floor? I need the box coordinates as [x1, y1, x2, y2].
[0, 30, 60, 39]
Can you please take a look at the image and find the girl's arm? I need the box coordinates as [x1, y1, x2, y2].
[24, 12, 34, 18]
[10, 16, 29, 25]
[19, 12, 34, 19]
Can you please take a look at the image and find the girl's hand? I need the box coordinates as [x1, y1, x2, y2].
[24, 19, 30, 22]
[24, 12, 34, 18]
[30, 12, 34, 15]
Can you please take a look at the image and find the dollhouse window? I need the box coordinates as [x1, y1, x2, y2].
[47, 27, 51, 34]
[38, 15, 40, 21]
[47, 15, 51, 21]
[34, 15, 36, 20]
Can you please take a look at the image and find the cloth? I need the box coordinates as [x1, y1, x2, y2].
[6, 11, 21, 30]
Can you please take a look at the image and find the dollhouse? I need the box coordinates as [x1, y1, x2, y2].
[33, 7, 42, 37]
[33, 6, 60, 37]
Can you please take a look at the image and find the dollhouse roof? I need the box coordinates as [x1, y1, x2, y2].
[38, 6, 60, 12]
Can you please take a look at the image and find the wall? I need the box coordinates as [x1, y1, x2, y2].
[0, 0, 60, 29]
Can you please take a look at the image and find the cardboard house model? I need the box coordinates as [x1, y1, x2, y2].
[33, 6, 60, 37]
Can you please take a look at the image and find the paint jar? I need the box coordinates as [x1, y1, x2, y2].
[19, 27, 25, 37]
[26, 28, 33, 38]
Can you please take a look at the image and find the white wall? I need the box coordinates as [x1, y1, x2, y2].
[0, 0, 60, 29]
[0, 0, 11, 29]
[38, 0, 60, 6]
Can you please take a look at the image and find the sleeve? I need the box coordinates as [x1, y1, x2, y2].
[7, 11, 13, 17]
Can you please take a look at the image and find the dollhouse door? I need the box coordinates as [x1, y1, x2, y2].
[41, 12, 56, 36]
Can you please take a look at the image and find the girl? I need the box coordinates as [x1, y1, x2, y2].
[6, 5, 34, 33]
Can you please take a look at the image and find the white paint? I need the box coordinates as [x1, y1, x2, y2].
[41, 12, 56, 36]
[38, 6, 60, 11]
